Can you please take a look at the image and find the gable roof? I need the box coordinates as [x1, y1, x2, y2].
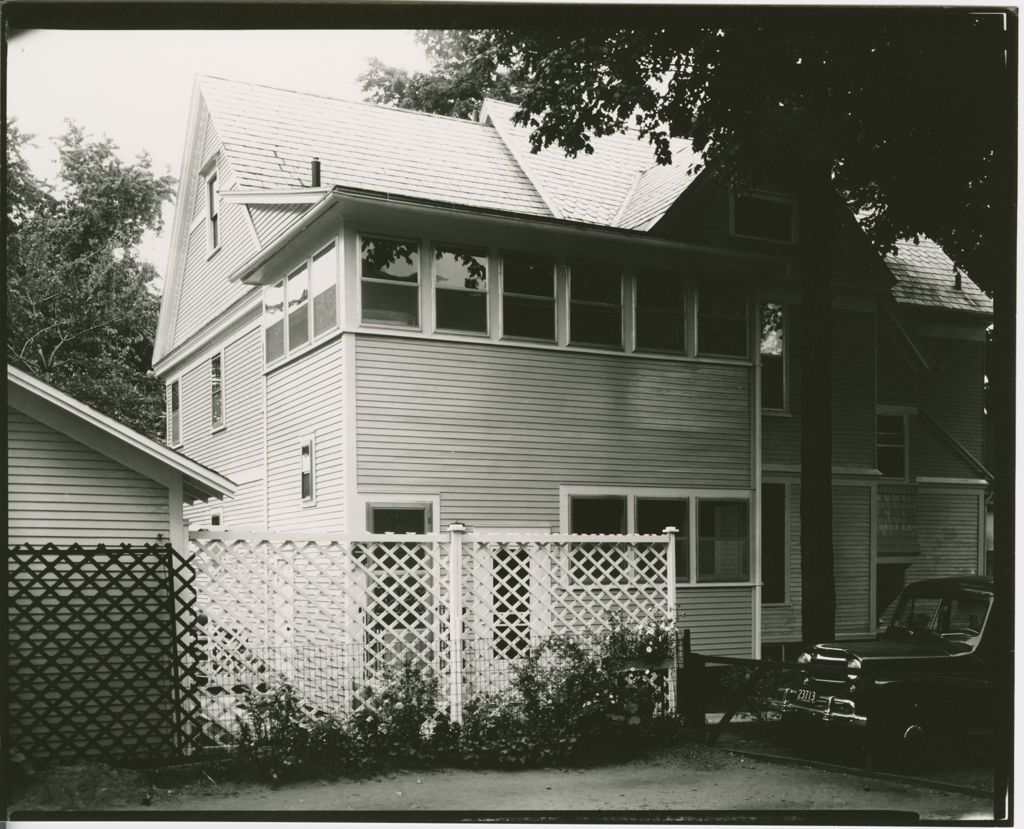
[7, 365, 235, 503]
[884, 237, 992, 315]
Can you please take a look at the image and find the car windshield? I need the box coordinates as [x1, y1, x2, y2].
[887, 593, 992, 651]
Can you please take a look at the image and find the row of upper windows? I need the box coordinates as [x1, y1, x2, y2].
[258, 236, 788, 409]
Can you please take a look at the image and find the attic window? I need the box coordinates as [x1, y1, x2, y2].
[206, 170, 220, 251]
[731, 193, 796, 244]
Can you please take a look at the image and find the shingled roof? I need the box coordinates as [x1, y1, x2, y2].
[198, 76, 989, 317]
[885, 238, 992, 315]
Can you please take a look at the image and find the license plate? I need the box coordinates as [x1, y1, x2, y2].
[796, 689, 817, 703]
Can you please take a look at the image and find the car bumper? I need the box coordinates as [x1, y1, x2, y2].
[778, 688, 868, 727]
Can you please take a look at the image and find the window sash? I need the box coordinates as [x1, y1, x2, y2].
[300, 441, 314, 502]
[876, 415, 907, 478]
[169, 381, 181, 445]
[207, 172, 219, 248]
[210, 354, 223, 429]
[698, 283, 749, 357]
[367, 504, 432, 534]
[360, 236, 421, 327]
[760, 302, 785, 409]
[697, 499, 750, 583]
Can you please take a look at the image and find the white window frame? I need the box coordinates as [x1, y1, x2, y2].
[210, 350, 225, 432]
[167, 377, 182, 448]
[567, 262, 624, 350]
[759, 300, 788, 413]
[759, 481, 789, 606]
[202, 159, 221, 256]
[559, 485, 754, 586]
[876, 405, 914, 481]
[299, 435, 316, 506]
[356, 232, 423, 331]
[263, 239, 341, 366]
[358, 494, 440, 535]
[728, 190, 799, 245]
[432, 241, 490, 337]
[499, 250, 558, 344]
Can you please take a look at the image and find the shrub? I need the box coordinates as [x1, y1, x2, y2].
[718, 663, 785, 723]
[602, 613, 677, 663]
[350, 657, 452, 767]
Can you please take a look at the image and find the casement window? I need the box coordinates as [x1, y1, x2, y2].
[635, 270, 686, 354]
[697, 499, 750, 583]
[367, 503, 433, 534]
[264, 242, 338, 365]
[168, 379, 181, 446]
[760, 484, 787, 603]
[697, 281, 749, 357]
[876, 413, 909, 479]
[501, 252, 556, 341]
[300, 438, 315, 503]
[730, 192, 797, 244]
[206, 171, 220, 251]
[434, 244, 488, 334]
[360, 235, 420, 327]
[760, 302, 786, 410]
[569, 263, 622, 348]
[210, 353, 224, 430]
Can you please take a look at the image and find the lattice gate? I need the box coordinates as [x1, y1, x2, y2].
[189, 527, 677, 746]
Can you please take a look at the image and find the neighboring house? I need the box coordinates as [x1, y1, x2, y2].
[152, 76, 991, 658]
[7, 365, 235, 552]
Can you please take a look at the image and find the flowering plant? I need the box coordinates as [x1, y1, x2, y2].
[602, 613, 676, 663]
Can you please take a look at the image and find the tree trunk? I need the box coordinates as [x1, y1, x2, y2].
[798, 166, 836, 645]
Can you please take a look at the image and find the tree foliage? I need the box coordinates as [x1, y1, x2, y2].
[359, 30, 526, 118]
[6, 120, 176, 440]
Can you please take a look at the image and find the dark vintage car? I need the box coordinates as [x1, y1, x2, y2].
[778, 575, 996, 764]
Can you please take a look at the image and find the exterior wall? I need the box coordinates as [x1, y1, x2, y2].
[177, 323, 266, 529]
[7, 406, 171, 546]
[677, 586, 755, 657]
[355, 335, 753, 529]
[169, 103, 260, 349]
[762, 308, 876, 469]
[760, 481, 873, 643]
[906, 485, 985, 580]
[265, 335, 347, 533]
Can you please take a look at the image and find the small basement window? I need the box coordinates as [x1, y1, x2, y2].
[434, 245, 488, 334]
[367, 503, 433, 534]
[360, 236, 420, 327]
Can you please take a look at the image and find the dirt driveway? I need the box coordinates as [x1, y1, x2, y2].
[83, 744, 994, 820]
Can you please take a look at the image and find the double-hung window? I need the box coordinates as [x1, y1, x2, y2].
[569, 263, 622, 348]
[635, 270, 686, 353]
[502, 253, 556, 341]
[698, 281, 748, 357]
[168, 379, 181, 446]
[360, 236, 420, 327]
[210, 353, 224, 430]
[434, 245, 488, 334]
[264, 241, 338, 365]
[760, 302, 785, 410]
[300, 438, 315, 503]
[206, 171, 220, 251]
[877, 413, 908, 479]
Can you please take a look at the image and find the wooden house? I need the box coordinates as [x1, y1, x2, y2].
[152, 76, 991, 658]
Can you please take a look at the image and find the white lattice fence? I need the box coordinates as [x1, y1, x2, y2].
[188, 528, 677, 745]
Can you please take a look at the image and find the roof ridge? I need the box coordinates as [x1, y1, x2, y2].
[199, 74, 490, 128]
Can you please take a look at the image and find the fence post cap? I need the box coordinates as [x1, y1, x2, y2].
[662, 526, 680, 534]
[447, 522, 467, 533]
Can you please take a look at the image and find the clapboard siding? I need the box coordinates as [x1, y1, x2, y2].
[761, 482, 872, 642]
[907, 487, 982, 580]
[762, 309, 876, 469]
[171, 101, 261, 349]
[911, 416, 980, 479]
[7, 407, 170, 546]
[356, 336, 752, 528]
[266, 337, 346, 531]
[249, 204, 308, 246]
[676, 587, 754, 657]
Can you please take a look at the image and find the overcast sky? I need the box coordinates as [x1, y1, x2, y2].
[7, 29, 432, 280]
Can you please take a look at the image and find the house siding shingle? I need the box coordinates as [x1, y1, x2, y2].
[7, 407, 170, 546]
[355, 336, 753, 528]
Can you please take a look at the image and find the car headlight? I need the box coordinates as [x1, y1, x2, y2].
[796, 651, 812, 665]
[846, 657, 862, 680]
